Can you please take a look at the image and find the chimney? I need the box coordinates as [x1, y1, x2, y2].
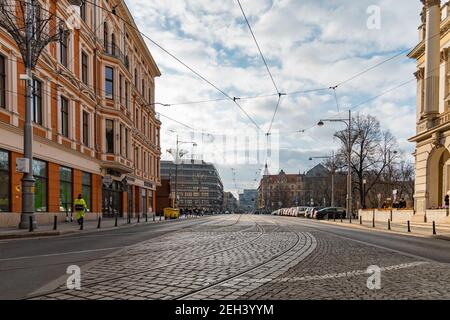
[423, 0, 441, 118]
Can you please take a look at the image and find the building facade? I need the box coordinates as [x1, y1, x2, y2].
[408, 0, 450, 221]
[0, 0, 161, 227]
[257, 164, 333, 211]
[238, 189, 257, 212]
[160, 159, 224, 212]
[223, 192, 238, 213]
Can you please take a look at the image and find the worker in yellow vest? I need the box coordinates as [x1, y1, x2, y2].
[74, 194, 87, 229]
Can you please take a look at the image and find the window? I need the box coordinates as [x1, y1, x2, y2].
[105, 66, 114, 99]
[0, 55, 5, 109]
[135, 108, 139, 129]
[144, 152, 148, 172]
[156, 128, 160, 147]
[106, 119, 114, 154]
[135, 147, 139, 169]
[125, 128, 129, 158]
[61, 97, 69, 138]
[119, 74, 123, 105]
[125, 81, 129, 109]
[111, 34, 116, 56]
[82, 172, 92, 210]
[143, 115, 147, 136]
[81, 51, 88, 85]
[103, 22, 109, 49]
[59, 166, 72, 212]
[32, 78, 42, 125]
[134, 68, 138, 87]
[82, 111, 89, 146]
[142, 79, 145, 95]
[80, 1, 87, 22]
[120, 124, 123, 156]
[0, 149, 10, 212]
[33, 159, 47, 212]
[60, 30, 68, 67]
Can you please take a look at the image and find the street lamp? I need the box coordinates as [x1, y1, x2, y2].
[167, 134, 197, 209]
[309, 152, 336, 207]
[362, 179, 367, 209]
[318, 110, 353, 222]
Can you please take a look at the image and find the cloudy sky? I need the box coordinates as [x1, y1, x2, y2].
[125, 0, 422, 196]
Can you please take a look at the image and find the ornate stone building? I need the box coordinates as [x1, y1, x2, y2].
[408, 0, 450, 221]
[0, 1, 161, 227]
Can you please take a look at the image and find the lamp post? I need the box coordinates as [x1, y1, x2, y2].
[362, 179, 367, 209]
[167, 134, 197, 209]
[309, 151, 336, 207]
[318, 110, 353, 222]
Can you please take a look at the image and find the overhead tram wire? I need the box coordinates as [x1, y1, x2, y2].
[236, 0, 288, 137]
[236, 0, 280, 95]
[9, 1, 436, 137]
[81, 0, 263, 133]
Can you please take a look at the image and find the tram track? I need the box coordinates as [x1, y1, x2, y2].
[26, 215, 269, 299]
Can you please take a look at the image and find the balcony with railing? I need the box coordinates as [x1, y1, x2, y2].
[101, 40, 130, 70]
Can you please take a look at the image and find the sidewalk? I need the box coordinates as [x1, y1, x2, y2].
[0, 215, 201, 240]
[314, 217, 450, 240]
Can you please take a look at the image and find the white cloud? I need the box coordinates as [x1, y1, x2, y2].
[125, 0, 422, 194]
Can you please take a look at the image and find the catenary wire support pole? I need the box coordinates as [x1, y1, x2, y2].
[0, 1, 75, 229]
[318, 110, 353, 223]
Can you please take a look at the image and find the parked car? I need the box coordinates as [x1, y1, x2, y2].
[296, 206, 309, 217]
[310, 207, 326, 219]
[315, 207, 346, 220]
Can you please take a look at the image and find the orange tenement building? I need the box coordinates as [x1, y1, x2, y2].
[0, 1, 161, 227]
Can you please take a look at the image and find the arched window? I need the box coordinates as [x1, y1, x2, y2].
[103, 22, 109, 50]
[111, 33, 116, 56]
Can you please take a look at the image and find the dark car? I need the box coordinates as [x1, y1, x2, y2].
[308, 207, 325, 219]
[315, 207, 346, 220]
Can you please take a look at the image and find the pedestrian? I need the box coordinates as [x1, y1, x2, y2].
[445, 195, 449, 208]
[74, 194, 87, 229]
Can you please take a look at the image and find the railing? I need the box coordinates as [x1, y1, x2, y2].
[101, 40, 130, 70]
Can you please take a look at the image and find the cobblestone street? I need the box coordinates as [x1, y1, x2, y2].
[4, 214, 446, 300]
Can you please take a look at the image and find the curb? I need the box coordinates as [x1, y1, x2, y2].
[310, 218, 450, 241]
[0, 216, 205, 241]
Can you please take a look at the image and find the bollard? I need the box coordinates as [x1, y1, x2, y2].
[80, 219, 84, 231]
[153, 213, 155, 222]
[145, 213, 148, 223]
[137, 214, 140, 223]
[372, 218, 375, 228]
[115, 215, 118, 227]
[433, 221, 437, 235]
[359, 216, 362, 225]
[333, 213, 336, 222]
[29, 216, 34, 232]
[388, 219, 391, 230]
[53, 215, 58, 231]
[97, 217, 101, 229]
[160, 214, 162, 221]
[340, 215, 343, 223]
[407, 220, 411, 233]
[128, 214, 131, 224]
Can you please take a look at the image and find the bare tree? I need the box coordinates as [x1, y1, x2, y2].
[335, 114, 400, 209]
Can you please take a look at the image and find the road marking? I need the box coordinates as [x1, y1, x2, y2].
[216, 262, 429, 285]
[0, 246, 126, 262]
[275, 261, 429, 282]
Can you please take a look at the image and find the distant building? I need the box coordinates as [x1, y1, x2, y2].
[155, 179, 171, 216]
[238, 189, 258, 212]
[223, 192, 238, 213]
[257, 164, 335, 210]
[160, 160, 224, 211]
